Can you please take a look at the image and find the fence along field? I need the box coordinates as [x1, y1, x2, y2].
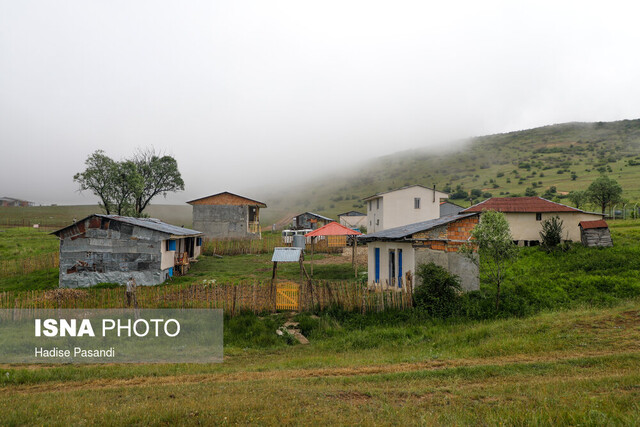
[0, 277, 415, 315]
[0, 253, 58, 278]
[202, 234, 343, 256]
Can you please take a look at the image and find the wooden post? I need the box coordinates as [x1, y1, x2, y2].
[352, 235, 358, 278]
[271, 261, 278, 311]
[311, 237, 315, 277]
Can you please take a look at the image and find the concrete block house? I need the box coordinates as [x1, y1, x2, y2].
[53, 215, 203, 288]
[359, 213, 480, 291]
[188, 192, 266, 239]
[363, 185, 450, 233]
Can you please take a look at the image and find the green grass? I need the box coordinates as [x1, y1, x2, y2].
[169, 253, 357, 285]
[0, 302, 639, 424]
[0, 204, 193, 228]
[0, 227, 58, 261]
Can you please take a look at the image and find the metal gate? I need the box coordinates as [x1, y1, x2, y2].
[276, 282, 300, 311]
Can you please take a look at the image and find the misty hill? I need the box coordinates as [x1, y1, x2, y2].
[260, 119, 640, 225]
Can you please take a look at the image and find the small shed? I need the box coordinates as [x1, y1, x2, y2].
[292, 212, 333, 230]
[579, 220, 613, 247]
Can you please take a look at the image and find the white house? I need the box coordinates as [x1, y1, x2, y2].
[358, 213, 480, 291]
[461, 197, 605, 245]
[362, 185, 449, 233]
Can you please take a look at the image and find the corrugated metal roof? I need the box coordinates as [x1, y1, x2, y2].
[358, 213, 478, 242]
[337, 211, 366, 217]
[52, 214, 202, 237]
[579, 220, 609, 229]
[462, 197, 584, 213]
[305, 222, 362, 237]
[271, 247, 303, 262]
[296, 212, 334, 222]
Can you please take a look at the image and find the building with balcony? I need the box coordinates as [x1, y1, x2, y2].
[187, 192, 266, 239]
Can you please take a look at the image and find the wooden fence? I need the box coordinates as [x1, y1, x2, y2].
[202, 235, 343, 256]
[0, 278, 414, 315]
[0, 252, 59, 278]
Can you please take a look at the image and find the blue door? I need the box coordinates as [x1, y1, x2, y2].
[374, 248, 380, 283]
[398, 249, 403, 288]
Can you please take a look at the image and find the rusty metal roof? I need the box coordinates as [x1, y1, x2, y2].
[462, 197, 585, 213]
[271, 247, 303, 262]
[579, 220, 609, 229]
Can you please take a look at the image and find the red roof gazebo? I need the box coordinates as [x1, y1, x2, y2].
[305, 222, 362, 278]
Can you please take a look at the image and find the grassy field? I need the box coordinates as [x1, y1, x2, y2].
[0, 204, 193, 228]
[0, 219, 640, 423]
[0, 302, 638, 424]
[0, 227, 58, 261]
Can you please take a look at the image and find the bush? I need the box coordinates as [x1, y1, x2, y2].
[413, 263, 462, 317]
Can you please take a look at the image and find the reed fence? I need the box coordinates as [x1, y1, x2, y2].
[0, 278, 414, 315]
[0, 252, 59, 278]
[202, 235, 342, 256]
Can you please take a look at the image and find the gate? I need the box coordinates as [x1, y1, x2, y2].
[276, 282, 300, 311]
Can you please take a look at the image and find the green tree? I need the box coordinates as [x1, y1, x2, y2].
[74, 149, 184, 216]
[462, 210, 518, 310]
[568, 190, 588, 209]
[539, 216, 564, 251]
[73, 150, 119, 214]
[586, 176, 623, 214]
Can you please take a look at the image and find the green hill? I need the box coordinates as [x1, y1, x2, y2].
[261, 119, 640, 225]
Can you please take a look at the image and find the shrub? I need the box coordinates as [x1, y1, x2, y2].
[413, 263, 462, 317]
[539, 216, 564, 252]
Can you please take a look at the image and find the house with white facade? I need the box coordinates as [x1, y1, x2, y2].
[358, 213, 480, 291]
[461, 197, 604, 246]
[362, 185, 449, 233]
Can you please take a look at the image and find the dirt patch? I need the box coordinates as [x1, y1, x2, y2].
[3, 349, 638, 396]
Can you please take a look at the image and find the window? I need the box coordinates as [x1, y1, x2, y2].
[376, 199, 380, 209]
[166, 240, 176, 251]
[369, 201, 372, 210]
[536, 213, 542, 221]
[414, 197, 421, 209]
[376, 219, 379, 225]
[196, 237, 202, 247]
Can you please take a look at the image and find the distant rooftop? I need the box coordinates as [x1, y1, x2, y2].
[462, 197, 590, 214]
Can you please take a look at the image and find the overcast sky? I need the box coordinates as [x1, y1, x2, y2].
[1, 1, 640, 205]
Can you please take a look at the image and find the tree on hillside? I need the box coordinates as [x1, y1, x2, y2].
[462, 210, 518, 310]
[568, 190, 588, 209]
[586, 176, 623, 214]
[74, 149, 184, 217]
